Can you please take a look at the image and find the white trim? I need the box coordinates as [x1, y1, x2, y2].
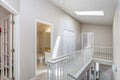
[0, 0, 18, 14]
[35, 19, 54, 76]
[0, 0, 20, 80]
[93, 58, 112, 65]
[14, 14, 20, 80]
[94, 46, 112, 48]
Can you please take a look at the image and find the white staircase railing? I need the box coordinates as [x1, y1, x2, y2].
[47, 47, 94, 80]
[46, 46, 113, 80]
[94, 46, 112, 60]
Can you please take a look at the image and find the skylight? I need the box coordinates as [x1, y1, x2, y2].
[75, 11, 104, 16]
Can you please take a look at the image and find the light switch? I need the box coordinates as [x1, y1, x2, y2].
[112, 64, 117, 72]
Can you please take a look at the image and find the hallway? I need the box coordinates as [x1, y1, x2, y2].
[0, 0, 117, 80]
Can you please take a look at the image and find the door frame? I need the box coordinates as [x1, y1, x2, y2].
[0, 0, 20, 80]
[35, 19, 54, 76]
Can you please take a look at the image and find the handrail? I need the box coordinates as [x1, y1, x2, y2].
[94, 46, 112, 48]
[47, 46, 113, 80]
[47, 57, 68, 64]
[47, 47, 94, 80]
[49, 47, 92, 62]
[94, 46, 113, 60]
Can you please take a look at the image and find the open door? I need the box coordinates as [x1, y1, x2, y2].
[81, 32, 94, 49]
[1, 14, 14, 80]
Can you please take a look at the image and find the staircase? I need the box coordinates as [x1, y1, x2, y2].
[47, 46, 112, 80]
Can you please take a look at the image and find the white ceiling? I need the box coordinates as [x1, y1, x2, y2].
[48, 0, 116, 25]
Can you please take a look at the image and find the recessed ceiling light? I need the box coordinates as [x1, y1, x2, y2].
[75, 11, 104, 16]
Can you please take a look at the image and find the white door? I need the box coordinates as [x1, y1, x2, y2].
[81, 32, 94, 49]
[1, 14, 14, 80]
[62, 30, 76, 54]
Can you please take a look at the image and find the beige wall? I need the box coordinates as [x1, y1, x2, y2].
[44, 32, 50, 49]
[82, 24, 113, 47]
[113, 0, 120, 80]
[37, 23, 51, 54]
[37, 32, 45, 54]
[37, 31, 51, 54]
[20, 0, 81, 80]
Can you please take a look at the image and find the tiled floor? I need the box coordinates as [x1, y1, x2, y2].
[36, 72, 47, 80]
[37, 62, 47, 80]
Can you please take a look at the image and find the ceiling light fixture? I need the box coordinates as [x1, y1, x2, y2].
[75, 11, 104, 16]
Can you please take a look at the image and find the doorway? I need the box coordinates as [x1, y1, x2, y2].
[0, 5, 14, 80]
[35, 20, 53, 79]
